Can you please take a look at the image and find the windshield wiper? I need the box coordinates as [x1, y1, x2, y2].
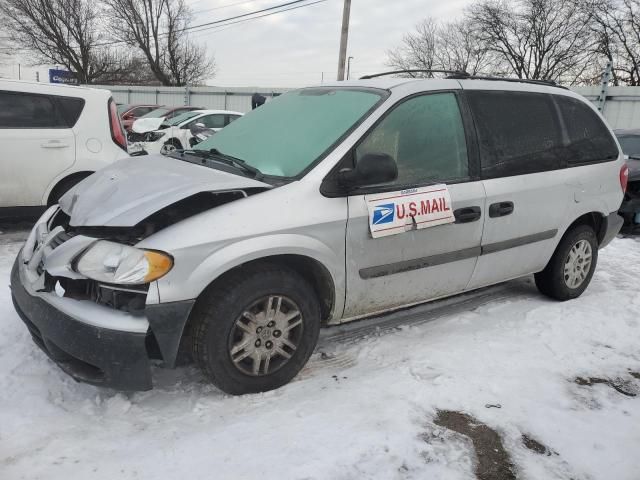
[181, 148, 263, 179]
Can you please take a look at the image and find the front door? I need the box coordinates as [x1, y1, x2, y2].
[343, 91, 486, 318]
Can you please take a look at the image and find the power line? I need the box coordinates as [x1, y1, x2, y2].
[192, 0, 259, 15]
[92, 0, 324, 47]
[188, 0, 327, 37]
[0, 0, 329, 54]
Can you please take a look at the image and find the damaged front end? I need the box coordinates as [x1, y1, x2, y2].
[10, 155, 272, 390]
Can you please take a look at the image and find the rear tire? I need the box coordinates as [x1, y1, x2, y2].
[191, 263, 321, 395]
[534, 225, 598, 301]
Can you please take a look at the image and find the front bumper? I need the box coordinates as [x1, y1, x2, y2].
[11, 257, 153, 390]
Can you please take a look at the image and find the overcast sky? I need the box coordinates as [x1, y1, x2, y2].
[0, 0, 472, 87]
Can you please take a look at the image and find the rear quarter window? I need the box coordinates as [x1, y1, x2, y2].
[555, 95, 618, 164]
[466, 90, 564, 178]
[55, 96, 85, 127]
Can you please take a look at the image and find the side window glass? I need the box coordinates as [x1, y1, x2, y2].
[134, 107, 152, 117]
[0, 91, 62, 128]
[555, 95, 618, 164]
[355, 93, 469, 185]
[467, 91, 563, 177]
[55, 96, 85, 127]
[226, 115, 241, 125]
[201, 114, 225, 129]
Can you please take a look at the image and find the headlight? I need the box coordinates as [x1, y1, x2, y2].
[144, 131, 166, 142]
[75, 241, 173, 285]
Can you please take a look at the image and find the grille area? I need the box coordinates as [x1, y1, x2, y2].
[58, 277, 149, 315]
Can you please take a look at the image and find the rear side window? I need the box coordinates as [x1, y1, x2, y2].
[467, 91, 564, 178]
[356, 92, 469, 186]
[0, 91, 59, 128]
[56, 96, 85, 127]
[199, 114, 225, 129]
[0, 91, 83, 128]
[555, 95, 618, 164]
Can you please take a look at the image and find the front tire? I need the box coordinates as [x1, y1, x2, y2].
[191, 263, 321, 395]
[534, 224, 598, 301]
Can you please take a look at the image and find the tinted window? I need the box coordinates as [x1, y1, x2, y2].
[131, 106, 155, 117]
[199, 114, 225, 129]
[141, 107, 170, 118]
[226, 114, 241, 125]
[356, 92, 469, 185]
[617, 135, 640, 156]
[556, 95, 618, 164]
[56, 96, 85, 126]
[467, 91, 564, 177]
[166, 111, 201, 126]
[0, 91, 64, 128]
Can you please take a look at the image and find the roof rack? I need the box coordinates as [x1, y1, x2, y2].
[360, 69, 470, 79]
[451, 74, 568, 89]
[359, 69, 568, 89]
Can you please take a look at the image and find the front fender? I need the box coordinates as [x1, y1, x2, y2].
[156, 233, 346, 320]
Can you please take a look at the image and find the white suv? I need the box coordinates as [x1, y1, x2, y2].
[0, 79, 129, 218]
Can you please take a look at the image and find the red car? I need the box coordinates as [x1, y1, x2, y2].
[117, 104, 160, 131]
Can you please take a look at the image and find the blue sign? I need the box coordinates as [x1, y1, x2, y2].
[49, 69, 78, 85]
[372, 203, 395, 225]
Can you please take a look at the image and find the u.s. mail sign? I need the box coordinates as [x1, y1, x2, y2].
[365, 185, 455, 238]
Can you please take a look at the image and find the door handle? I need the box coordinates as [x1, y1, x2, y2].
[454, 206, 482, 223]
[489, 201, 514, 217]
[41, 140, 69, 148]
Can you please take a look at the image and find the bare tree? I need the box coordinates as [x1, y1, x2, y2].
[0, 0, 125, 83]
[386, 18, 497, 77]
[103, 0, 215, 86]
[435, 19, 498, 75]
[467, 0, 597, 84]
[386, 19, 438, 76]
[586, 0, 640, 85]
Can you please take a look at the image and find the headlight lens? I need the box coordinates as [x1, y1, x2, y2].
[75, 241, 173, 285]
[144, 131, 166, 142]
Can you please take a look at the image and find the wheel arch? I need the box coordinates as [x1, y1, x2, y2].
[171, 252, 340, 366]
[194, 254, 336, 323]
[564, 211, 607, 245]
[46, 170, 94, 206]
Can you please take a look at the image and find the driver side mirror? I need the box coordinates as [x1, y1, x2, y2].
[337, 153, 398, 191]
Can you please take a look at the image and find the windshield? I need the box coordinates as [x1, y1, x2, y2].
[117, 104, 130, 115]
[141, 107, 170, 118]
[193, 88, 385, 177]
[165, 111, 202, 126]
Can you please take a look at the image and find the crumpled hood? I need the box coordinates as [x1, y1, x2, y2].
[131, 117, 165, 133]
[59, 154, 271, 227]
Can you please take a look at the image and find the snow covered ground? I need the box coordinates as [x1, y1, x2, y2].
[1, 230, 640, 480]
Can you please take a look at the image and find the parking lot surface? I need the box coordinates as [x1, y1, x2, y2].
[1, 227, 639, 480]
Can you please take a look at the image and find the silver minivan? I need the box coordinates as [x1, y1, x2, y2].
[11, 76, 627, 395]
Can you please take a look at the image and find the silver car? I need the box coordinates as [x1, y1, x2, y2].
[11, 76, 626, 395]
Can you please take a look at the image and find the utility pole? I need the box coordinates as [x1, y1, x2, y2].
[597, 61, 612, 113]
[347, 56, 354, 80]
[337, 0, 351, 81]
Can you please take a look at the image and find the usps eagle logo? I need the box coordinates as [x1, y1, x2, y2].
[372, 203, 395, 225]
